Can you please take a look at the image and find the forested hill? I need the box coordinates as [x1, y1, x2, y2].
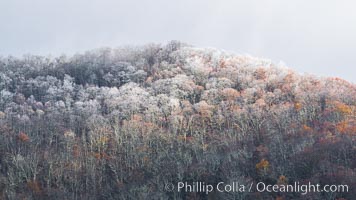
[0, 41, 355, 199]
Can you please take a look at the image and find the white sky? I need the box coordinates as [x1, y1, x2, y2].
[0, 0, 355, 82]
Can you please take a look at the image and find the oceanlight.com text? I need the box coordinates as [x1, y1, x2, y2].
[165, 181, 349, 195]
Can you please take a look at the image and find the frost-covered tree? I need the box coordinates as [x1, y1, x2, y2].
[0, 42, 354, 200]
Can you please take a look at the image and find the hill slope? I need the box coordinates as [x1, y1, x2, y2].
[0, 41, 355, 199]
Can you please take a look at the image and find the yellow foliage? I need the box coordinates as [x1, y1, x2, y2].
[64, 130, 75, 138]
[277, 175, 288, 184]
[177, 135, 185, 141]
[335, 101, 352, 115]
[256, 159, 269, 171]
[294, 102, 302, 110]
[98, 136, 109, 145]
[325, 131, 335, 139]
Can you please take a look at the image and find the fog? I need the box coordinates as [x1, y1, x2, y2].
[0, 0, 355, 82]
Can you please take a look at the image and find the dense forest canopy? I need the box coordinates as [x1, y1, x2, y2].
[0, 41, 355, 199]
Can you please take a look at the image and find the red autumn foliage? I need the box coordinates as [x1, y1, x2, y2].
[18, 132, 30, 142]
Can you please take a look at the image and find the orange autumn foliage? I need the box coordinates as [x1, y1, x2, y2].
[302, 125, 312, 132]
[221, 88, 240, 101]
[336, 121, 348, 133]
[93, 152, 110, 160]
[336, 120, 356, 135]
[256, 159, 269, 171]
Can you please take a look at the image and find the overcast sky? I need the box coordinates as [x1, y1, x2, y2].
[0, 0, 355, 82]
